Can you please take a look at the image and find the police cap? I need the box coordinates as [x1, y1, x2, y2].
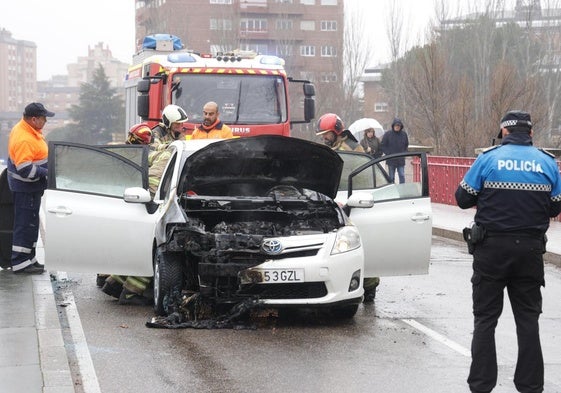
[497, 110, 532, 139]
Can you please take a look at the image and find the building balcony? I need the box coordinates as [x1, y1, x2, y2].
[239, 30, 270, 40]
[239, 0, 268, 14]
[239, 30, 306, 42]
[267, 2, 305, 14]
[239, 1, 305, 15]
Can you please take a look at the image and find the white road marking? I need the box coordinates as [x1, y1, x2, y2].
[56, 271, 102, 393]
[402, 318, 471, 358]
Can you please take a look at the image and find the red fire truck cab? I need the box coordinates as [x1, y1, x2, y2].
[124, 34, 315, 137]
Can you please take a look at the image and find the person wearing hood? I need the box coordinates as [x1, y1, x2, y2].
[191, 101, 233, 139]
[455, 110, 561, 393]
[360, 127, 382, 158]
[381, 118, 409, 183]
[316, 113, 380, 302]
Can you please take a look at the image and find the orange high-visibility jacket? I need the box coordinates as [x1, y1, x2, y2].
[7, 119, 48, 193]
[191, 121, 233, 139]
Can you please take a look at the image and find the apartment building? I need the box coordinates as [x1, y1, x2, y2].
[0, 28, 37, 113]
[134, 0, 344, 84]
[0, 29, 37, 160]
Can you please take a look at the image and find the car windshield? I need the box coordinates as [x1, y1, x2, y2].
[338, 152, 390, 192]
[172, 74, 287, 125]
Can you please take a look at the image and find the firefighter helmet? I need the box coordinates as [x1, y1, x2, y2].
[316, 113, 344, 136]
[162, 105, 189, 128]
[127, 123, 152, 145]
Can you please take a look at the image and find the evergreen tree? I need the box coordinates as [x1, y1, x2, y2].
[66, 65, 125, 145]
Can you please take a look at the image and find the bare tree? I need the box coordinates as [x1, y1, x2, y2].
[385, 0, 407, 117]
[307, 0, 374, 134]
[382, 0, 559, 155]
[400, 42, 451, 153]
[442, 76, 478, 156]
[339, 0, 375, 122]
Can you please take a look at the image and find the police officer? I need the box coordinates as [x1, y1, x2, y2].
[455, 110, 561, 393]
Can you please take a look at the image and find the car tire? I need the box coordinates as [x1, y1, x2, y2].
[153, 247, 184, 316]
[328, 304, 359, 319]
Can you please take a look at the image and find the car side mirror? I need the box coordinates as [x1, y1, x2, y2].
[346, 192, 374, 208]
[123, 187, 152, 204]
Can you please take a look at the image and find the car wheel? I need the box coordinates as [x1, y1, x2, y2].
[329, 304, 359, 319]
[153, 248, 183, 316]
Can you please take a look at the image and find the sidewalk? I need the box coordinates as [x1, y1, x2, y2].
[0, 237, 74, 393]
[0, 203, 559, 393]
[432, 203, 561, 267]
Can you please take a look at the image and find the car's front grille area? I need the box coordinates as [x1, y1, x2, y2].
[264, 249, 319, 259]
[239, 282, 328, 299]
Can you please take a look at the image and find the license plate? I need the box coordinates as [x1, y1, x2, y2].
[263, 269, 304, 283]
[240, 268, 305, 284]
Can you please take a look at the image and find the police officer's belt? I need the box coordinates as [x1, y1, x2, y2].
[486, 229, 544, 239]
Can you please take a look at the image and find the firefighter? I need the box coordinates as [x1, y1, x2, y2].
[152, 104, 189, 149]
[456, 111, 561, 393]
[101, 123, 170, 305]
[7, 103, 55, 274]
[316, 113, 380, 302]
[191, 101, 233, 139]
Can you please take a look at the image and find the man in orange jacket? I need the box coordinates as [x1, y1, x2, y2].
[190, 101, 233, 139]
[7, 103, 54, 274]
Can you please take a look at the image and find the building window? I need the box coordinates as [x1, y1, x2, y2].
[375, 102, 388, 112]
[210, 0, 233, 4]
[275, 0, 293, 2]
[321, 46, 337, 57]
[300, 45, 315, 56]
[276, 45, 293, 57]
[300, 20, 315, 31]
[241, 43, 269, 54]
[320, 0, 337, 4]
[241, 0, 267, 6]
[276, 19, 293, 30]
[320, 20, 337, 31]
[320, 72, 337, 83]
[210, 19, 233, 30]
[211, 44, 235, 54]
[300, 0, 315, 4]
[241, 18, 268, 32]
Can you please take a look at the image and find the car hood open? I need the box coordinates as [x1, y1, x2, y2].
[182, 135, 343, 199]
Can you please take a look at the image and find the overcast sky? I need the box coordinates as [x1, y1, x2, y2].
[1, 0, 516, 80]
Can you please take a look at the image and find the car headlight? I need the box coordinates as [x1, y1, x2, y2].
[331, 226, 361, 255]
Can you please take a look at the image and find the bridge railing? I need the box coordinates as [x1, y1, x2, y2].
[424, 155, 561, 221]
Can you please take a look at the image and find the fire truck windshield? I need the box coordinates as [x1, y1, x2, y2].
[173, 74, 287, 125]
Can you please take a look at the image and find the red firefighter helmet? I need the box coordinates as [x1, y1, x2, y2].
[127, 123, 152, 145]
[316, 113, 344, 136]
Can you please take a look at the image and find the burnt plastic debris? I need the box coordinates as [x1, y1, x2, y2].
[146, 293, 266, 329]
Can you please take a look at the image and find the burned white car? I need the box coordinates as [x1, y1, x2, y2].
[43, 136, 432, 319]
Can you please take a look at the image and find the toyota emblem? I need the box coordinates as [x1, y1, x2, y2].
[261, 239, 283, 255]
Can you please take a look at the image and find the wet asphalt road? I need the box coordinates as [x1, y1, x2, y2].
[54, 236, 561, 393]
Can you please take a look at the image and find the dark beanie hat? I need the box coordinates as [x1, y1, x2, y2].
[497, 110, 532, 139]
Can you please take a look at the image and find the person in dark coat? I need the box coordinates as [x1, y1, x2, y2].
[381, 118, 409, 183]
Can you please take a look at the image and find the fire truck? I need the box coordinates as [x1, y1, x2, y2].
[124, 34, 315, 137]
